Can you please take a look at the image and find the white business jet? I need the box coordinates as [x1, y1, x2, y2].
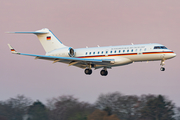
[8, 28, 176, 76]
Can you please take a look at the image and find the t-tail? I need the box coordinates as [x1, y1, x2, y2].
[10, 28, 67, 53]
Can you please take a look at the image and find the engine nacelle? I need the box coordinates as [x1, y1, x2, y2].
[46, 47, 75, 57]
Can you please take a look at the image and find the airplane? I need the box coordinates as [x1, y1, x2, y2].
[8, 28, 176, 76]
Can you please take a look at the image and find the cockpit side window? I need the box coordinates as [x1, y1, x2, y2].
[154, 46, 167, 49]
[160, 46, 167, 49]
[154, 46, 160, 49]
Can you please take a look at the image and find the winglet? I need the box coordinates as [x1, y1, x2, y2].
[8, 44, 19, 54]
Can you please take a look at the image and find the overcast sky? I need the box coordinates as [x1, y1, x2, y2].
[1, 0, 180, 106]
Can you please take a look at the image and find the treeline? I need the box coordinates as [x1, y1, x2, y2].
[0, 92, 180, 120]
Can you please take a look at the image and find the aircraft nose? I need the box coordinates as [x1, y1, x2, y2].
[165, 51, 176, 59]
[173, 53, 176, 57]
[170, 52, 176, 58]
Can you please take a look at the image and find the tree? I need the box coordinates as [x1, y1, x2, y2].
[27, 100, 49, 120]
[95, 92, 139, 120]
[67, 102, 94, 120]
[0, 95, 32, 120]
[103, 107, 112, 116]
[47, 95, 95, 120]
[174, 107, 180, 120]
[140, 95, 175, 120]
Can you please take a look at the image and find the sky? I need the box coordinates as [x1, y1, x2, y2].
[1, 0, 180, 106]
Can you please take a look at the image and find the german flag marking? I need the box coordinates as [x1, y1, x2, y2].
[47, 36, 51, 40]
[11, 49, 15, 51]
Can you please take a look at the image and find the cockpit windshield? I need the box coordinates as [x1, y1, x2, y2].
[154, 46, 167, 49]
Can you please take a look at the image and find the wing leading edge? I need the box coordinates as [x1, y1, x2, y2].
[8, 44, 114, 69]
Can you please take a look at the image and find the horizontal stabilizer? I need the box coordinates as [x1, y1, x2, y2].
[7, 31, 48, 34]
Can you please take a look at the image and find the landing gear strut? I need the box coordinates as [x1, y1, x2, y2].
[100, 68, 108, 76]
[160, 59, 165, 71]
[84, 63, 93, 75]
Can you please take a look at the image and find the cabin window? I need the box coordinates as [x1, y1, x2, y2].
[110, 51, 112, 53]
[131, 49, 133, 52]
[123, 50, 125, 53]
[135, 49, 138, 52]
[93, 52, 95, 54]
[140, 49, 142, 51]
[106, 51, 108, 54]
[144, 48, 146, 51]
[119, 50, 121, 53]
[86, 52, 88, 55]
[114, 50, 116, 53]
[89, 52, 91, 55]
[101, 51, 103, 54]
[127, 50, 129, 52]
[98, 51, 100, 54]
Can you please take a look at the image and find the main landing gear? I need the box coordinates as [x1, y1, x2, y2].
[84, 68, 92, 75]
[100, 69, 108, 76]
[160, 59, 165, 71]
[84, 68, 108, 76]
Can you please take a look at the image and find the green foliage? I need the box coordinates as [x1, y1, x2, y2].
[140, 95, 175, 120]
[95, 92, 140, 120]
[87, 109, 120, 120]
[175, 107, 180, 120]
[0, 95, 32, 120]
[28, 101, 49, 120]
[0, 93, 178, 120]
[103, 107, 112, 116]
[95, 92, 176, 120]
[68, 112, 88, 120]
[47, 95, 95, 120]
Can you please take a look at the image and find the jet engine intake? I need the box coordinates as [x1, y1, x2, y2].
[68, 47, 75, 57]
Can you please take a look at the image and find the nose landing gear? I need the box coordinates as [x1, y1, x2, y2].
[160, 67, 165, 71]
[160, 59, 165, 71]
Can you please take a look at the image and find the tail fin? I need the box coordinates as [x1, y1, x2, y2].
[10, 28, 67, 53]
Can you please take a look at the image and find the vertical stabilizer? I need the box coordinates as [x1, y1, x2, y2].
[35, 28, 66, 52]
[10, 28, 67, 53]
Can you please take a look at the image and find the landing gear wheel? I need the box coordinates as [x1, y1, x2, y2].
[84, 69, 92, 75]
[100, 70, 108, 76]
[160, 67, 165, 71]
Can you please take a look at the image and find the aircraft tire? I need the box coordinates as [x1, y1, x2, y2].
[100, 70, 108, 76]
[84, 69, 92, 75]
[160, 67, 165, 71]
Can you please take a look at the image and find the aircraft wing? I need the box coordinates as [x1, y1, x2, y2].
[8, 44, 114, 69]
